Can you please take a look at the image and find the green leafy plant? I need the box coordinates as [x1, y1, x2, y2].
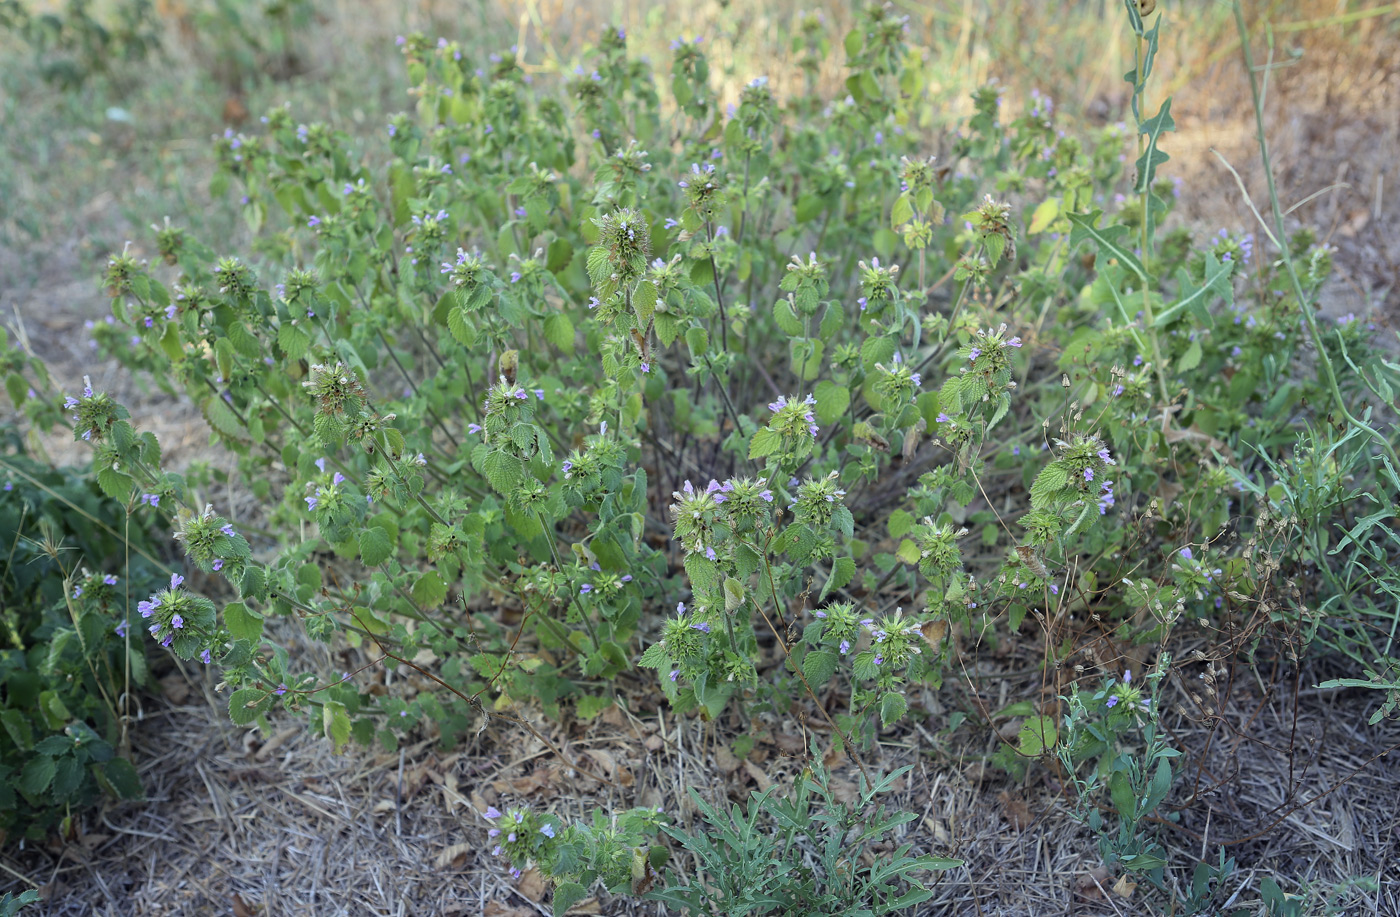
[0, 424, 167, 843]
[3, 0, 1393, 907]
[648, 757, 960, 916]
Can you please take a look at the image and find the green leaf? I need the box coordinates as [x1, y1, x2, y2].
[277, 322, 310, 361]
[748, 428, 783, 459]
[890, 194, 913, 228]
[803, 649, 838, 687]
[102, 757, 144, 800]
[1109, 770, 1138, 821]
[359, 526, 394, 566]
[1028, 197, 1060, 235]
[812, 380, 849, 426]
[223, 601, 264, 643]
[19, 755, 56, 795]
[228, 687, 268, 725]
[412, 570, 448, 608]
[632, 280, 658, 324]
[1066, 210, 1147, 282]
[204, 396, 247, 440]
[552, 882, 587, 917]
[684, 325, 709, 357]
[1177, 339, 1203, 372]
[820, 557, 855, 600]
[684, 554, 720, 597]
[323, 700, 351, 753]
[880, 691, 908, 727]
[575, 695, 613, 721]
[723, 576, 746, 611]
[543, 312, 575, 353]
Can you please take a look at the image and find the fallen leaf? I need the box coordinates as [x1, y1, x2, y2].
[1112, 874, 1137, 898]
[435, 843, 470, 870]
[482, 903, 531, 917]
[998, 790, 1033, 829]
[231, 893, 258, 917]
[743, 759, 773, 792]
[1072, 865, 1111, 900]
[919, 620, 948, 652]
[564, 896, 600, 914]
[517, 866, 546, 902]
[715, 745, 741, 774]
[773, 731, 805, 754]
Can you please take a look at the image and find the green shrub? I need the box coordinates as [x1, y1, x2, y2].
[0, 419, 168, 843]
[6, 0, 1396, 910]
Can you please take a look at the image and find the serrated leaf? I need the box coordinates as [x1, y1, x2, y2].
[19, 756, 56, 795]
[102, 757, 144, 800]
[543, 312, 575, 353]
[359, 526, 394, 566]
[803, 649, 838, 687]
[278, 323, 310, 361]
[880, 691, 908, 727]
[812, 380, 849, 427]
[223, 601, 264, 643]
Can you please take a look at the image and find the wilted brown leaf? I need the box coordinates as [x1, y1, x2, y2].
[517, 866, 546, 902]
[435, 843, 470, 870]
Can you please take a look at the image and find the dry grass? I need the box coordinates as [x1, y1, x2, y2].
[4, 1, 1400, 914]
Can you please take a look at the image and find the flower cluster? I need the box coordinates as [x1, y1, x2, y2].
[301, 361, 366, 417]
[483, 805, 564, 880]
[789, 472, 847, 527]
[172, 502, 249, 575]
[766, 393, 819, 441]
[137, 573, 218, 662]
[855, 256, 900, 315]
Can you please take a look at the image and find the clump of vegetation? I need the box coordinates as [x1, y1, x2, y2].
[3, 0, 1396, 913]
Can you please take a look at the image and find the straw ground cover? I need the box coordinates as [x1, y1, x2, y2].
[3, 1, 1399, 914]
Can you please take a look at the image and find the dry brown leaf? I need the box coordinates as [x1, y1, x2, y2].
[997, 790, 1033, 829]
[643, 734, 664, 752]
[517, 866, 547, 902]
[829, 778, 859, 805]
[742, 759, 773, 792]
[1073, 866, 1111, 900]
[715, 745, 741, 774]
[510, 769, 550, 795]
[372, 799, 395, 814]
[1112, 874, 1138, 898]
[585, 748, 617, 778]
[435, 843, 470, 870]
[822, 742, 846, 771]
[231, 892, 258, 917]
[564, 896, 601, 914]
[773, 731, 805, 754]
[482, 903, 531, 917]
[919, 620, 948, 652]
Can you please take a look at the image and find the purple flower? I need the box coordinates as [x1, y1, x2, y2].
[1106, 695, 1119, 709]
[200, 648, 212, 664]
[308, 216, 322, 227]
[116, 620, 129, 637]
[534, 389, 544, 400]
[212, 558, 224, 572]
[104, 574, 118, 585]
[873, 655, 884, 666]
[705, 547, 717, 561]
[621, 575, 632, 583]
[484, 806, 502, 819]
[580, 584, 593, 594]
[641, 362, 650, 373]
[692, 622, 711, 634]
[759, 489, 773, 502]
[170, 573, 184, 589]
[306, 496, 318, 510]
[839, 639, 851, 655]
[138, 598, 159, 618]
[171, 614, 184, 629]
[968, 347, 981, 362]
[676, 602, 686, 615]
[540, 824, 555, 838]
[670, 669, 680, 682]
[275, 684, 288, 696]
[1179, 548, 1193, 561]
[510, 271, 522, 283]
[333, 472, 346, 485]
[468, 423, 482, 434]
[221, 523, 235, 536]
[1083, 468, 1094, 482]
[64, 396, 80, 410]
